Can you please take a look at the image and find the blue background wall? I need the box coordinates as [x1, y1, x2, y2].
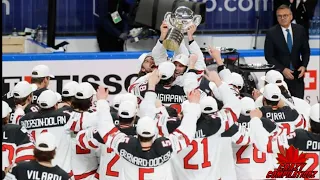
[2, 0, 320, 34]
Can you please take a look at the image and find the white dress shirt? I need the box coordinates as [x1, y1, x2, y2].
[296, 0, 301, 8]
[281, 24, 293, 45]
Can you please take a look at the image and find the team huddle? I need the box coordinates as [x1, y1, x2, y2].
[2, 22, 320, 180]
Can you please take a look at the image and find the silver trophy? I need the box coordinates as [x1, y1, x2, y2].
[163, 6, 202, 51]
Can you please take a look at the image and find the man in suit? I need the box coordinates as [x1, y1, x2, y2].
[264, 4, 310, 99]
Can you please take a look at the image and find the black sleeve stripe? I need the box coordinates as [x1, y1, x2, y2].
[261, 117, 277, 133]
[221, 124, 239, 137]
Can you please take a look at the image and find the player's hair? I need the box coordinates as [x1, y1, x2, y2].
[277, 4, 291, 12]
[110, 106, 118, 114]
[199, 113, 217, 124]
[310, 120, 320, 134]
[137, 70, 147, 78]
[138, 135, 154, 142]
[279, 85, 291, 96]
[118, 117, 135, 124]
[264, 98, 279, 107]
[2, 117, 9, 125]
[31, 77, 47, 84]
[158, 76, 175, 86]
[34, 144, 55, 162]
[72, 98, 92, 111]
[62, 96, 74, 104]
[14, 94, 32, 106]
[41, 106, 56, 111]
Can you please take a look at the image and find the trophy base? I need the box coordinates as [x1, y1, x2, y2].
[163, 39, 180, 52]
[163, 28, 184, 51]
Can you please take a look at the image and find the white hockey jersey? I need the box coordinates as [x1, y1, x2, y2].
[226, 115, 276, 180]
[18, 108, 72, 174]
[65, 105, 109, 180]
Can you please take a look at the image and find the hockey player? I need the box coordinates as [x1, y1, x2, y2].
[259, 83, 307, 134]
[2, 101, 34, 177]
[65, 82, 101, 179]
[30, 65, 55, 104]
[137, 53, 156, 78]
[67, 82, 100, 132]
[58, 81, 79, 110]
[9, 81, 40, 124]
[18, 90, 72, 174]
[5, 132, 70, 180]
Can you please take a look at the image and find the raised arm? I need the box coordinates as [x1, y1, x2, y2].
[152, 21, 169, 65]
[167, 90, 201, 153]
[139, 69, 161, 118]
[75, 87, 113, 150]
[208, 46, 232, 83]
[204, 69, 241, 119]
[187, 25, 206, 72]
[249, 109, 289, 154]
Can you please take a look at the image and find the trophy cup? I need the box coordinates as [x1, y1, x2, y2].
[163, 6, 202, 51]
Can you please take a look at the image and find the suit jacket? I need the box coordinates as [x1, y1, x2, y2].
[290, 0, 318, 26]
[264, 23, 310, 72]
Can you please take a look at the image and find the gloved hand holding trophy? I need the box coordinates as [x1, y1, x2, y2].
[162, 6, 202, 51]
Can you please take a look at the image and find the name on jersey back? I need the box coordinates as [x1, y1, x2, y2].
[265, 112, 286, 121]
[306, 140, 320, 150]
[119, 149, 171, 167]
[20, 116, 67, 129]
[157, 94, 186, 103]
[27, 170, 62, 180]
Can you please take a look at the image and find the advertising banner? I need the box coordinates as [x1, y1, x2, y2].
[1, 0, 278, 34]
[2, 55, 319, 105]
[2, 59, 140, 101]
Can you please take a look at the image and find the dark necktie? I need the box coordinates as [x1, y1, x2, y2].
[286, 29, 294, 70]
